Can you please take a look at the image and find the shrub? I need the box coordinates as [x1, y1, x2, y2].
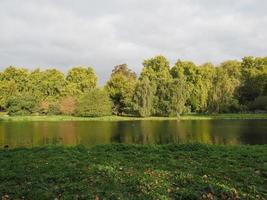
[38, 100, 50, 114]
[220, 99, 241, 113]
[249, 96, 267, 111]
[58, 96, 77, 115]
[76, 89, 112, 117]
[37, 100, 61, 115]
[5, 94, 37, 116]
[47, 102, 61, 115]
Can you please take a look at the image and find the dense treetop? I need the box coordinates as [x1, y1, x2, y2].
[0, 55, 266, 116]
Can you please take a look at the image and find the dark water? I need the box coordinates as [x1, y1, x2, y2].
[0, 120, 266, 148]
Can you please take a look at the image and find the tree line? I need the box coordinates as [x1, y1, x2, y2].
[0, 55, 266, 117]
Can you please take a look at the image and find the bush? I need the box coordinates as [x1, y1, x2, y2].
[5, 94, 37, 116]
[220, 99, 241, 113]
[76, 89, 112, 117]
[47, 102, 61, 115]
[37, 100, 61, 115]
[58, 96, 77, 115]
[38, 100, 50, 114]
[249, 96, 267, 111]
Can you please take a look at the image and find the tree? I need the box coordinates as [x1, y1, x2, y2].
[249, 96, 267, 111]
[106, 64, 137, 115]
[0, 66, 30, 92]
[38, 100, 50, 115]
[58, 96, 77, 115]
[207, 61, 241, 113]
[169, 77, 190, 116]
[66, 67, 97, 94]
[171, 60, 215, 112]
[133, 76, 155, 117]
[197, 63, 216, 112]
[141, 56, 172, 116]
[0, 67, 30, 109]
[5, 94, 37, 116]
[0, 55, 266, 115]
[0, 80, 17, 109]
[29, 69, 66, 100]
[239, 56, 267, 104]
[37, 98, 61, 115]
[171, 60, 196, 111]
[76, 88, 112, 117]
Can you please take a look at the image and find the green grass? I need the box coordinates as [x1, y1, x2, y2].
[0, 144, 266, 199]
[0, 113, 267, 121]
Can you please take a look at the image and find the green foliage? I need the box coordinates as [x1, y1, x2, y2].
[208, 61, 241, 113]
[29, 69, 66, 100]
[133, 76, 155, 117]
[0, 66, 29, 92]
[5, 94, 37, 116]
[47, 102, 61, 115]
[169, 77, 190, 115]
[0, 80, 17, 109]
[0, 56, 266, 116]
[0, 144, 266, 199]
[76, 88, 112, 117]
[1, 113, 267, 122]
[66, 67, 97, 94]
[249, 96, 267, 111]
[140, 56, 173, 116]
[106, 64, 137, 115]
[58, 96, 77, 115]
[239, 56, 267, 103]
[172, 60, 197, 112]
[0, 67, 30, 108]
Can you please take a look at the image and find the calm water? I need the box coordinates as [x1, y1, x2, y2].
[0, 120, 266, 148]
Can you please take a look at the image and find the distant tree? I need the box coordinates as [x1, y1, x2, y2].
[249, 96, 267, 111]
[133, 76, 155, 117]
[66, 67, 97, 94]
[47, 102, 61, 115]
[38, 100, 50, 115]
[29, 69, 66, 100]
[0, 80, 17, 110]
[0, 66, 29, 92]
[106, 64, 137, 115]
[140, 55, 172, 116]
[239, 56, 267, 104]
[208, 62, 241, 113]
[169, 77, 190, 116]
[76, 88, 112, 117]
[58, 96, 77, 115]
[0, 56, 266, 115]
[0, 67, 30, 109]
[141, 56, 171, 83]
[5, 94, 37, 116]
[63, 82, 81, 96]
[171, 60, 196, 111]
[171, 60, 216, 112]
[37, 99, 61, 115]
[197, 63, 216, 112]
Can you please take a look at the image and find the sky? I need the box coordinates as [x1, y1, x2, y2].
[0, 0, 266, 84]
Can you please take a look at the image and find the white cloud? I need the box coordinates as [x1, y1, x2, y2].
[0, 0, 266, 83]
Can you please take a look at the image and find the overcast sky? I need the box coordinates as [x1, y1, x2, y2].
[0, 0, 266, 84]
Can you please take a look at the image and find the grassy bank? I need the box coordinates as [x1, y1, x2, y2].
[0, 113, 267, 121]
[0, 144, 266, 199]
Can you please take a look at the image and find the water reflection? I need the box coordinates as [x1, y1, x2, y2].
[0, 120, 266, 148]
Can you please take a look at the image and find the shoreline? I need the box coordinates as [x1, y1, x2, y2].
[0, 113, 267, 121]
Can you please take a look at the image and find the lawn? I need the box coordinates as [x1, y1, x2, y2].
[0, 144, 266, 199]
[0, 113, 267, 121]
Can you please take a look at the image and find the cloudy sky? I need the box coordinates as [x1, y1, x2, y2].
[0, 0, 266, 84]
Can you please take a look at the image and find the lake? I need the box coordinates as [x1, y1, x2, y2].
[0, 119, 266, 148]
